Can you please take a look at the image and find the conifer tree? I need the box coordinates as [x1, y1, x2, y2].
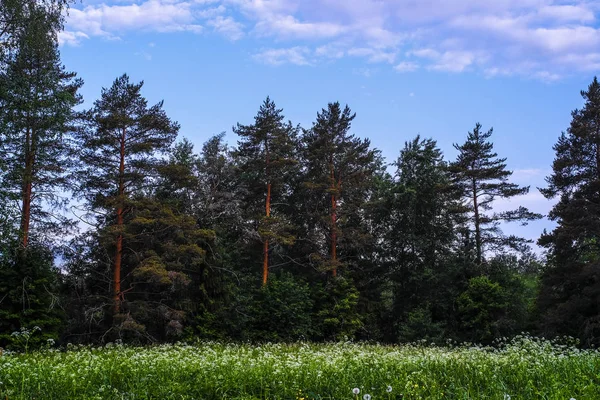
[450, 123, 541, 264]
[302, 102, 381, 276]
[76, 74, 179, 315]
[538, 77, 600, 345]
[233, 97, 298, 286]
[0, 1, 82, 247]
[381, 136, 461, 340]
[1, 0, 70, 56]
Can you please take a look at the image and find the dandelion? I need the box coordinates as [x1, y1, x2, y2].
[387, 386, 392, 393]
[504, 395, 510, 400]
[352, 388, 360, 395]
[363, 395, 372, 400]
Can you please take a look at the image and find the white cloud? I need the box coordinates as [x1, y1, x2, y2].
[254, 15, 347, 39]
[253, 46, 312, 66]
[207, 16, 245, 40]
[410, 48, 482, 73]
[65, 0, 203, 41]
[64, 0, 600, 78]
[58, 30, 89, 46]
[347, 47, 396, 64]
[196, 5, 227, 19]
[537, 5, 595, 23]
[394, 61, 419, 72]
[430, 51, 478, 73]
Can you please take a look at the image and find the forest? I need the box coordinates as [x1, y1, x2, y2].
[1, 0, 600, 350]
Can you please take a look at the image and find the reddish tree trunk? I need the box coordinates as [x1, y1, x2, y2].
[331, 192, 337, 277]
[330, 160, 338, 277]
[472, 177, 481, 264]
[21, 128, 33, 248]
[114, 128, 126, 314]
[262, 140, 271, 286]
[263, 182, 271, 286]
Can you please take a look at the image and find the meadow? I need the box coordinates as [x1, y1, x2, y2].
[0, 337, 598, 400]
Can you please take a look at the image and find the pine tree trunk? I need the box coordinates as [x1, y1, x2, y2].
[330, 161, 337, 277]
[263, 182, 271, 286]
[20, 127, 33, 248]
[262, 141, 270, 286]
[331, 192, 337, 277]
[113, 127, 126, 314]
[472, 178, 481, 264]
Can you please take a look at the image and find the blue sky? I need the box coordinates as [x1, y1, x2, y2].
[58, 0, 600, 247]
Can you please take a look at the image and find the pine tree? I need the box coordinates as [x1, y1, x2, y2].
[450, 123, 541, 264]
[538, 77, 600, 345]
[75, 74, 179, 315]
[233, 97, 298, 286]
[302, 102, 381, 276]
[0, 1, 82, 247]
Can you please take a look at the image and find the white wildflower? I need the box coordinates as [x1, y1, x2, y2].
[352, 388, 360, 395]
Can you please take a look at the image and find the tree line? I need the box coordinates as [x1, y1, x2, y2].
[1, 0, 600, 348]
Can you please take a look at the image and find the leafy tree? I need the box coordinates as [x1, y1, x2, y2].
[538, 77, 600, 345]
[233, 97, 298, 285]
[450, 123, 541, 264]
[0, 1, 82, 247]
[76, 74, 179, 315]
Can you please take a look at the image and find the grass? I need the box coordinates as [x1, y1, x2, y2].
[0, 336, 598, 399]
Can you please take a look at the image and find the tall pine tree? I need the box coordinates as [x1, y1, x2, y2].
[0, 1, 82, 247]
[233, 97, 298, 286]
[450, 123, 541, 264]
[302, 102, 381, 276]
[76, 74, 179, 315]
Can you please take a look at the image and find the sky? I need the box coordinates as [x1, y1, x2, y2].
[58, 0, 600, 248]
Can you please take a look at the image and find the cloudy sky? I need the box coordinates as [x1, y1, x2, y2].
[59, 0, 600, 246]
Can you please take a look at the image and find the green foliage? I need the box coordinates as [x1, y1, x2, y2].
[313, 277, 362, 341]
[0, 245, 64, 350]
[458, 276, 508, 343]
[398, 305, 445, 343]
[245, 273, 314, 342]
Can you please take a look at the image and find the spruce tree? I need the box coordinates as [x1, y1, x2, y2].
[450, 123, 541, 264]
[75, 74, 179, 315]
[233, 97, 298, 286]
[538, 77, 600, 345]
[380, 136, 461, 341]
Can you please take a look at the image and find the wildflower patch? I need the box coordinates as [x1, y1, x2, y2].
[0, 337, 598, 399]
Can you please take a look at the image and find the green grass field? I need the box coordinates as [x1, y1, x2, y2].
[0, 337, 598, 399]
